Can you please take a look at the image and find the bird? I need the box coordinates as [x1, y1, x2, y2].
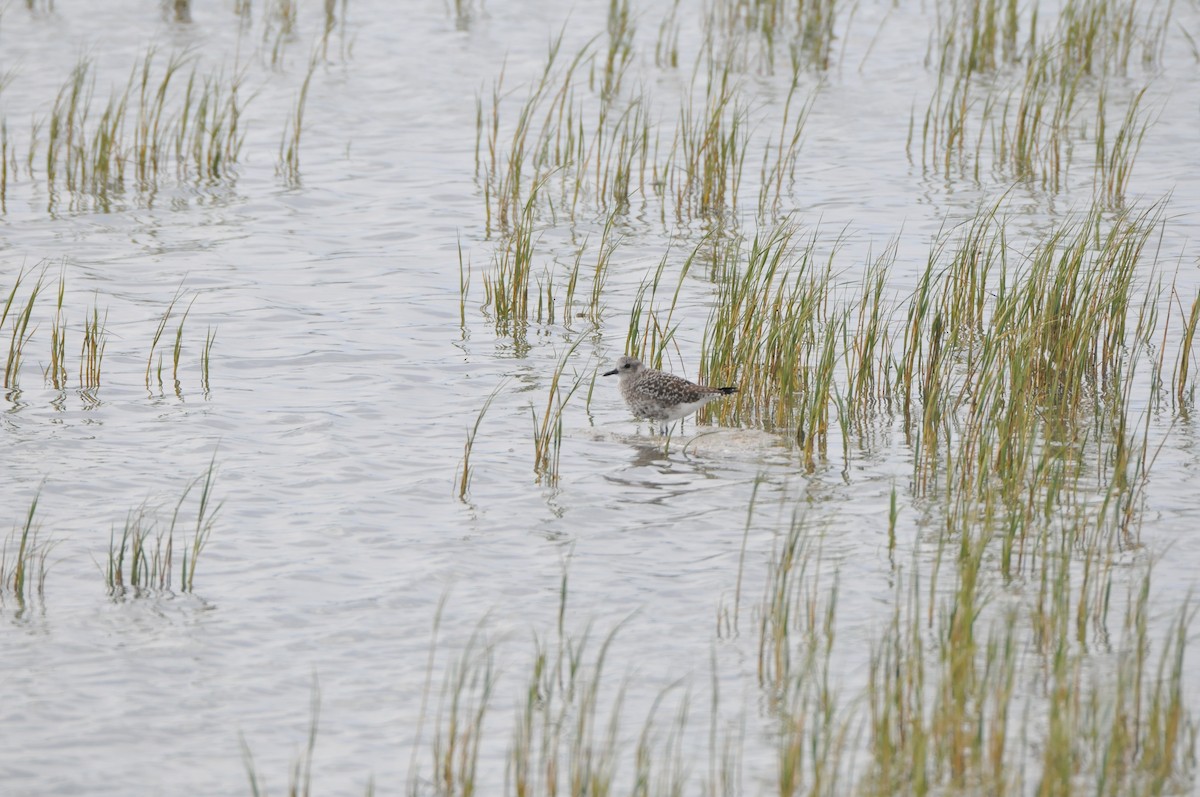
[603, 355, 737, 434]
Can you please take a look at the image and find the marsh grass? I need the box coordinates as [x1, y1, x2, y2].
[0, 492, 54, 611]
[463, 0, 856, 334]
[670, 66, 748, 221]
[1093, 82, 1152, 206]
[412, 576, 713, 797]
[169, 0, 191, 24]
[146, 286, 184, 392]
[78, 298, 108, 391]
[458, 380, 507, 501]
[145, 286, 211, 396]
[107, 505, 175, 595]
[457, 235, 471, 330]
[917, 0, 1169, 191]
[890, 203, 1168, 550]
[320, 0, 351, 63]
[654, 0, 682, 69]
[242, 679, 323, 797]
[995, 49, 1082, 189]
[1058, 0, 1174, 75]
[599, 0, 635, 105]
[586, 212, 621, 325]
[932, 0, 1173, 78]
[132, 50, 187, 188]
[2, 266, 45, 390]
[526, 213, 620, 331]
[710, 0, 840, 72]
[264, 0, 301, 69]
[757, 82, 814, 220]
[394, 491, 1193, 796]
[174, 63, 247, 183]
[472, 0, 842, 243]
[930, 0, 1026, 77]
[1174, 290, 1200, 408]
[431, 630, 495, 796]
[701, 221, 839, 456]
[695, 196, 1174, 495]
[532, 338, 589, 485]
[756, 503, 1195, 796]
[170, 295, 198, 395]
[622, 242, 697, 369]
[1, 120, 10, 212]
[447, 0, 481, 31]
[45, 266, 68, 390]
[24, 50, 249, 210]
[0, 270, 209, 397]
[105, 458, 220, 596]
[476, 31, 582, 234]
[757, 511, 834, 694]
[201, 325, 217, 394]
[482, 175, 553, 336]
[278, 53, 318, 184]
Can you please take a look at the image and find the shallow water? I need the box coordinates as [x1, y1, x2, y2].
[2, 0, 1200, 794]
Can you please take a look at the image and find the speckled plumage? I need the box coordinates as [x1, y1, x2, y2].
[603, 355, 737, 433]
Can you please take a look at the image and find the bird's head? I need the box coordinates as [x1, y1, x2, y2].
[603, 355, 644, 377]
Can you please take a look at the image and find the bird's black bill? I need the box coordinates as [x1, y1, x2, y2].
[603, 368, 618, 376]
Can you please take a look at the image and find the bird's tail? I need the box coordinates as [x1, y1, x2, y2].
[717, 386, 737, 395]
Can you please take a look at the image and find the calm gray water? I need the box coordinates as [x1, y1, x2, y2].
[2, 0, 1199, 794]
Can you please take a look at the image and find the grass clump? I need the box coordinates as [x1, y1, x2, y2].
[860, 553, 1193, 795]
[1, 492, 54, 612]
[1173, 289, 1200, 409]
[622, 256, 682, 371]
[23, 50, 249, 211]
[532, 338, 589, 485]
[2, 267, 46, 391]
[409, 577, 700, 797]
[106, 458, 220, 597]
[482, 180, 543, 337]
[45, 266, 68, 390]
[146, 286, 212, 397]
[701, 221, 840, 459]
[916, 0, 1171, 190]
[278, 54, 318, 184]
[458, 380, 507, 501]
[241, 679, 323, 797]
[471, 0, 834, 239]
[390, 515, 1195, 795]
[670, 66, 748, 221]
[698, 196, 1173, 484]
[0, 268, 208, 398]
